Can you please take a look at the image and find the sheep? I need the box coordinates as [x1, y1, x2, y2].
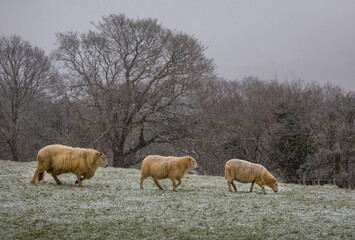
[225, 159, 278, 195]
[140, 155, 198, 192]
[31, 144, 108, 187]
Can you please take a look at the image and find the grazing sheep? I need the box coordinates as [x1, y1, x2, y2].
[225, 159, 278, 195]
[140, 155, 198, 192]
[31, 144, 108, 187]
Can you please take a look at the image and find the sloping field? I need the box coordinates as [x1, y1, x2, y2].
[0, 160, 354, 239]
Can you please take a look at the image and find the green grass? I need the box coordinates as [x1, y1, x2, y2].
[0, 160, 354, 239]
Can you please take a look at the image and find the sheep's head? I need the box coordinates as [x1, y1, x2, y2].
[267, 178, 278, 193]
[97, 152, 109, 168]
[188, 156, 198, 169]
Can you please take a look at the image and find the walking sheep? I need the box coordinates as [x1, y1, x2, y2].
[225, 159, 278, 194]
[31, 144, 108, 187]
[140, 155, 198, 192]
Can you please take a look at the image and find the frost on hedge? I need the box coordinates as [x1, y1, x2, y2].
[0, 160, 354, 239]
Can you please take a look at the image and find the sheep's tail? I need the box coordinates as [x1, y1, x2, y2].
[225, 168, 230, 179]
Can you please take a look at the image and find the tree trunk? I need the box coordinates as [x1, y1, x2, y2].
[111, 130, 128, 167]
[112, 148, 125, 168]
[9, 140, 19, 161]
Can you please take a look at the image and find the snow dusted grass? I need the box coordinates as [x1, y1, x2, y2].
[0, 160, 354, 239]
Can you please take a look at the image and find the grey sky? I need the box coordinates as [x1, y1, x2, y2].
[1, 0, 354, 91]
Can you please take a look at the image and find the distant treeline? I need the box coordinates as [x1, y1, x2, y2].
[0, 14, 354, 189]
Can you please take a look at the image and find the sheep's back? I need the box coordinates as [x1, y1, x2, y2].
[226, 159, 264, 183]
[141, 155, 170, 179]
[38, 145, 81, 173]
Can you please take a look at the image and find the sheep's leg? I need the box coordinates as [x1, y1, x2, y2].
[227, 180, 237, 192]
[171, 179, 177, 192]
[31, 169, 41, 184]
[231, 181, 237, 192]
[51, 172, 62, 185]
[175, 178, 182, 188]
[140, 177, 144, 190]
[227, 180, 232, 192]
[37, 172, 44, 182]
[250, 181, 255, 192]
[258, 184, 267, 195]
[153, 178, 163, 190]
[75, 175, 84, 187]
[75, 176, 85, 185]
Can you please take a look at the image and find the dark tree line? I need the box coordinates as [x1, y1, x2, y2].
[0, 14, 354, 188]
[187, 78, 354, 188]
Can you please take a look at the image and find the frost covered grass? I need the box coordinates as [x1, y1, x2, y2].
[0, 160, 354, 240]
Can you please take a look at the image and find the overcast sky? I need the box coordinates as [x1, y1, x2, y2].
[1, 0, 354, 91]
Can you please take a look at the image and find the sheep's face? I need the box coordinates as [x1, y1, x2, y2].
[99, 153, 109, 168]
[189, 157, 198, 169]
[267, 179, 278, 193]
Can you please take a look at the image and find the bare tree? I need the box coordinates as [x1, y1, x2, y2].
[299, 85, 355, 188]
[0, 35, 55, 161]
[54, 14, 214, 167]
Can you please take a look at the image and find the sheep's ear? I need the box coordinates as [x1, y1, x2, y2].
[272, 178, 277, 183]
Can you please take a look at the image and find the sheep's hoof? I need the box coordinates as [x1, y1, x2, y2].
[75, 180, 78, 185]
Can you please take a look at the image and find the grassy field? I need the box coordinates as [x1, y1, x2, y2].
[0, 160, 354, 240]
